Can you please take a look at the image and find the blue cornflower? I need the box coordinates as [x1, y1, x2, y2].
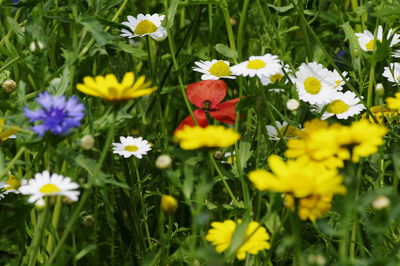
[24, 91, 85, 136]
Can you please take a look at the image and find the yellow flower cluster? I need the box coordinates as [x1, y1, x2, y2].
[174, 125, 240, 150]
[249, 119, 387, 221]
[206, 220, 270, 260]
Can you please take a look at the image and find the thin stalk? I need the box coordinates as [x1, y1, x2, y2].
[46, 196, 63, 254]
[221, 0, 237, 55]
[366, 61, 376, 108]
[0, 147, 25, 178]
[27, 202, 50, 266]
[237, 0, 250, 60]
[209, 153, 240, 207]
[132, 159, 152, 248]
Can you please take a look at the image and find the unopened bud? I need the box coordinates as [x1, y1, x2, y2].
[372, 195, 390, 210]
[2, 79, 16, 93]
[353, 48, 360, 57]
[155, 154, 172, 169]
[230, 17, 237, 26]
[161, 195, 178, 213]
[35, 198, 46, 210]
[286, 99, 300, 111]
[80, 135, 95, 150]
[375, 83, 384, 95]
[82, 215, 95, 227]
[29, 41, 44, 52]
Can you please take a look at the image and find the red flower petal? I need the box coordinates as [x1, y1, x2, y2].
[210, 98, 240, 125]
[186, 80, 227, 109]
[174, 109, 208, 134]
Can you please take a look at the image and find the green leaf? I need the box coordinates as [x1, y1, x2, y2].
[372, 6, 400, 17]
[113, 41, 147, 59]
[215, 43, 237, 59]
[267, 3, 293, 13]
[340, 22, 360, 58]
[166, 0, 179, 28]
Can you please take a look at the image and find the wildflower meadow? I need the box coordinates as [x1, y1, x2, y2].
[2, 0, 400, 265]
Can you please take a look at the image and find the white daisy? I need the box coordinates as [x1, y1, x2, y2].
[329, 69, 348, 90]
[112, 136, 151, 159]
[316, 91, 365, 120]
[120, 14, 167, 41]
[266, 121, 300, 140]
[355, 25, 400, 52]
[231, 54, 282, 79]
[383, 63, 400, 84]
[19, 171, 80, 203]
[192, 60, 236, 80]
[222, 152, 236, 164]
[294, 62, 336, 105]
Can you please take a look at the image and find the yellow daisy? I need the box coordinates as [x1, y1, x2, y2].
[174, 125, 240, 150]
[362, 105, 399, 124]
[206, 220, 271, 260]
[76, 72, 156, 101]
[386, 92, 400, 110]
[0, 118, 18, 142]
[285, 194, 333, 222]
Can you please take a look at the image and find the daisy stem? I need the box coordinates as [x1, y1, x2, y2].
[146, 36, 154, 82]
[221, 0, 237, 55]
[237, 0, 250, 61]
[366, 61, 376, 108]
[166, 28, 198, 125]
[209, 153, 240, 207]
[291, 201, 304, 266]
[46, 196, 62, 254]
[132, 159, 152, 248]
[46, 108, 117, 264]
[27, 200, 50, 266]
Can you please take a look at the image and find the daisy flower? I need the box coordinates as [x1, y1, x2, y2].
[0, 173, 25, 199]
[329, 69, 348, 90]
[294, 62, 336, 105]
[355, 25, 400, 52]
[192, 60, 235, 80]
[318, 91, 365, 120]
[265, 121, 300, 140]
[112, 136, 151, 159]
[24, 91, 85, 136]
[231, 54, 282, 79]
[120, 14, 167, 41]
[19, 171, 80, 203]
[383, 63, 400, 84]
[259, 64, 291, 86]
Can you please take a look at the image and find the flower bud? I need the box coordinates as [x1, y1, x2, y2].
[80, 135, 95, 150]
[155, 154, 172, 169]
[353, 48, 360, 57]
[82, 215, 95, 227]
[35, 198, 46, 210]
[286, 99, 300, 111]
[372, 195, 390, 210]
[161, 194, 178, 213]
[375, 83, 384, 95]
[2, 79, 16, 93]
[213, 151, 224, 160]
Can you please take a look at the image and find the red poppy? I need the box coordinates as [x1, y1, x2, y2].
[175, 80, 240, 132]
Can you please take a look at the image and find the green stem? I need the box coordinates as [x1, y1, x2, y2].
[46, 196, 63, 254]
[237, 0, 250, 60]
[132, 159, 152, 248]
[366, 61, 376, 108]
[0, 147, 26, 178]
[221, 0, 237, 56]
[291, 201, 303, 266]
[167, 28, 198, 125]
[209, 153, 240, 207]
[27, 202, 50, 266]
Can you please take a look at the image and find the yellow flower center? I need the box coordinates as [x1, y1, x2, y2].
[304, 77, 321, 94]
[135, 20, 158, 35]
[365, 40, 375, 50]
[280, 125, 299, 138]
[124, 145, 138, 152]
[270, 73, 283, 83]
[40, 184, 61, 194]
[327, 100, 349, 114]
[5, 175, 20, 190]
[335, 80, 341, 87]
[247, 59, 266, 69]
[209, 61, 231, 77]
